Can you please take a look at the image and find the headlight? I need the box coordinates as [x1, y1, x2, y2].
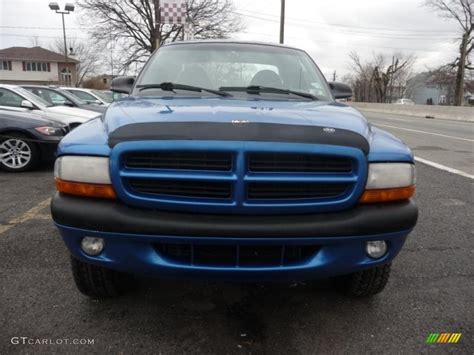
[365, 163, 415, 189]
[54, 156, 116, 199]
[360, 163, 416, 203]
[34, 126, 63, 136]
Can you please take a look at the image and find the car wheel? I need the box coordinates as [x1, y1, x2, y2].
[70, 255, 135, 298]
[333, 263, 391, 297]
[0, 134, 40, 172]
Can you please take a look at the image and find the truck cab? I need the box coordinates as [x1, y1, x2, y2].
[51, 41, 417, 298]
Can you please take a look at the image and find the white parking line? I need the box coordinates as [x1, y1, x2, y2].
[0, 198, 51, 235]
[376, 124, 474, 142]
[415, 157, 474, 180]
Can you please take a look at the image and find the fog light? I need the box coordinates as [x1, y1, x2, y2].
[366, 240, 387, 259]
[81, 237, 105, 256]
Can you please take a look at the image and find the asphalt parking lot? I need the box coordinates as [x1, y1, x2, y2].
[0, 114, 473, 354]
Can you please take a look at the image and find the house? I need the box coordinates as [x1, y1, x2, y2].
[406, 72, 473, 106]
[0, 46, 79, 86]
[82, 74, 114, 90]
[405, 72, 450, 105]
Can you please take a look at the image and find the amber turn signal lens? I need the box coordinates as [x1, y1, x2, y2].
[359, 185, 415, 204]
[55, 178, 116, 199]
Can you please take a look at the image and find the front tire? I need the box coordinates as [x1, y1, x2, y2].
[70, 255, 134, 298]
[334, 263, 391, 297]
[0, 134, 40, 172]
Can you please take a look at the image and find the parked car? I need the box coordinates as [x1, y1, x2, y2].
[395, 98, 415, 105]
[0, 85, 100, 129]
[100, 90, 128, 102]
[21, 85, 106, 114]
[0, 110, 66, 172]
[51, 41, 418, 299]
[61, 87, 112, 106]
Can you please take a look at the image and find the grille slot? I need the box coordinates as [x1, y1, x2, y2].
[247, 183, 348, 200]
[128, 179, 232, 199]
[125, 151, 232, 171]
[154, 243, 320, 267]
[248, 153, 352, 173]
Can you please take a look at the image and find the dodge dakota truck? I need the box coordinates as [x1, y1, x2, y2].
[51, 41, 418, 299]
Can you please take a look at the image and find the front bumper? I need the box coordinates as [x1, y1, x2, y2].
[51, 193, 418, 281]
[27, 130, 62, 161]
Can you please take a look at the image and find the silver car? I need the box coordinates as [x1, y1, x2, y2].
[0, 84, 100, 128]
[61, 87, 113, 106]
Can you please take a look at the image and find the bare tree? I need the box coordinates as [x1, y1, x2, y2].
[347, 52, 415, 103]
[29, 36, 42, 47]
[425, 0, 473, 106]
[51, 38, 102, 87]
[427, 65, 458, 104]
[78, 0, 243, 70]
[424, 63, 474, 104]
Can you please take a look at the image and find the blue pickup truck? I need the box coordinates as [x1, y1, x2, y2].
[51, 41, 418, 298]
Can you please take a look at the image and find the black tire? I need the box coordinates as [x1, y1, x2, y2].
[0, 133, 40, 172]
[70, 255, 134, 298]
[334, 263, 391, 297]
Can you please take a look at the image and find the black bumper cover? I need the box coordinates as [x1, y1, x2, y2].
[51, 193, 418, 238]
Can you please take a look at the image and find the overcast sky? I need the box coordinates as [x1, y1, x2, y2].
[0, 0, 465, 79]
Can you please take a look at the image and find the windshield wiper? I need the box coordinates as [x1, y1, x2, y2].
[219, 85, 318, 100]
[137, 82, 231, 97]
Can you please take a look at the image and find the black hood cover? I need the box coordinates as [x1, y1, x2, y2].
[108, 121, 370, 155]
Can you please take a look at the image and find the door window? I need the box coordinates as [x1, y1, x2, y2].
[0, 89, 24, 107]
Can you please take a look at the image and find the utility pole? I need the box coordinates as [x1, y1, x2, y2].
[154, 0, 161, 50]
[279, 0, 285, 44]
[454, 32, 468, 106]
[387, 56, 395, 103]
[61, 13, 68, 68]
[332, 70, 337, 82]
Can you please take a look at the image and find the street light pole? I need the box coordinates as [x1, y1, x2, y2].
[61, 13, 68, 67]
[279, 0, 285, 44]
[49, 2, 75, 85]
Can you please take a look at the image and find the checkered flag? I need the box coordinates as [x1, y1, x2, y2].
[160, 0, 187, 25]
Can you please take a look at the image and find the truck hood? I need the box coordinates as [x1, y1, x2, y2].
[59, 97, 413, 162]
[105, 97, 370, 139]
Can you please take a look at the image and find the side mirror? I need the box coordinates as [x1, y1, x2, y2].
[94, 100, 102, 105]
[329, 82, 353, 100]
[20, 100, 35, 109]
[111, 76, 135, 94]
[63, 100, 74, 107]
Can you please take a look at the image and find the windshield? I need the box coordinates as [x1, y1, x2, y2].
[135, 43, 332, 100]
[15, 86, 53, 107]
[57, 89, 86, 104]
[23, 87, 84, 106]
[91, 90, 113, 103]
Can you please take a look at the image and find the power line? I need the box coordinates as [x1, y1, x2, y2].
[2, 12, 459, 36]
[238, 31, 456, 53]
[0, 25, 84, 30]
[235, 12, 459, 41]
[235, 11, 459, 40]
[236, 9, 460, 34]
[0, 33, 88, 39]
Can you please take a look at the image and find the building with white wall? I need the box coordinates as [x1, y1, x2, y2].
[0, 46, 78, 86]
